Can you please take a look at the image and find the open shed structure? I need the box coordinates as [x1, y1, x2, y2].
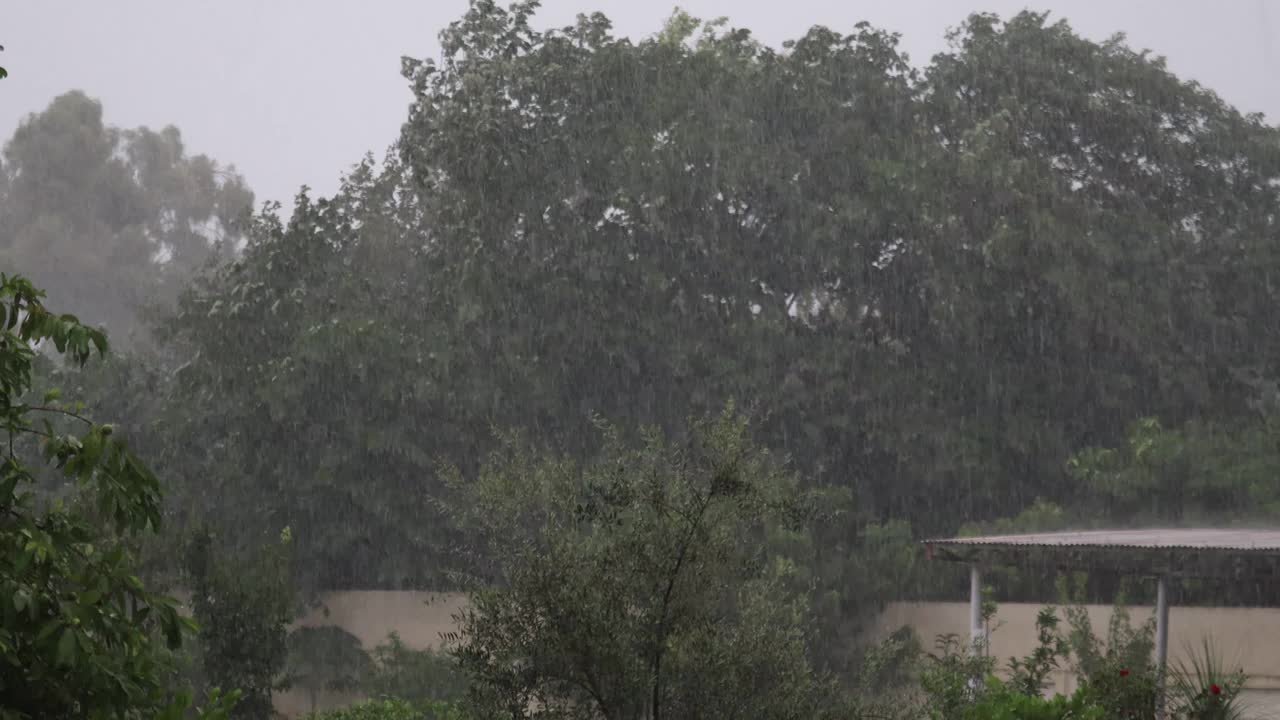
[922, 529, 1280, 679]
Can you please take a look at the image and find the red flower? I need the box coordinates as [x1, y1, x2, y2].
[1119, 669, 1130, 677]
[1210, 683, 1222, 696]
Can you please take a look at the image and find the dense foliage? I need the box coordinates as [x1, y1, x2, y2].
[185, 528, 295, 719]
[143, 0, 1280, 618]
[0, 274, 235, 719]
[442, 410, 845, 720]
[0, 92, 253, 349]
[303, 698, 469, 720]
[6, 0, 1280, 715]
[913, 598, 1245, 720]
[363, 634, 469, 710]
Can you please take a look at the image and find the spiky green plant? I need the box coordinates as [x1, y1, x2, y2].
[1167, 638, 1247, 720]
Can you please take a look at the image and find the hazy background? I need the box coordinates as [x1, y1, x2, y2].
[4, 0, 1277, 209]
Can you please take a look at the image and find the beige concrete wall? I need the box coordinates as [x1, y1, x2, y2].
[275, 592, 467, 718]
[293, 591, 467, 651]
[272, 593, 1280, 718]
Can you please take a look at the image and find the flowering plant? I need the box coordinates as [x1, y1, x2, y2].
[1167, 640, 1246, 720]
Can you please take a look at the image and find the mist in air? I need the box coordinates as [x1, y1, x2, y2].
[1, 2, 1279, 719]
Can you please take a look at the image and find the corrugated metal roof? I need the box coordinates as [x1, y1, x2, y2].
[922, 528, 1280, 552]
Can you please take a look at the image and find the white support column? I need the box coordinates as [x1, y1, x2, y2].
[969, 564, 984, 656]
[1154, 574, 1171, 719]
[1154, 575, 1169, 671]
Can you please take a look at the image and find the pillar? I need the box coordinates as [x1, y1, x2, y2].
[1154, 574, 1170, 719]
[1154, 575, 1169, 671]
[969, 564, 984, 656]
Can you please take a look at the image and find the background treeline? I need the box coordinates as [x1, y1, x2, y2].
[6, 1, 1280, 683]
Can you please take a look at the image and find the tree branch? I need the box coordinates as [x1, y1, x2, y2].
[650, 482, 715, 720]
[28, 405, 95, 426]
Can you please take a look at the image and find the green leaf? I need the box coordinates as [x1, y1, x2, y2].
[36, 621, 60, 643]
[77, 427, 104, 481]
[162, 612, 183, 650]
[0, 473, 18, 502]
[14, 548, 33, 575]
[55, 627, 76, 666]
[42, 387, 61, 403]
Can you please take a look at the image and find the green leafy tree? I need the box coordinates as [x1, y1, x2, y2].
[911, 9, 1280, 527]
[442, 408, 845, 720]
[152, 0, 1280, 677]
[0, 273, 236, 719]
[398, 0, 928, 493]
[0, 91, 253, 348]
[159, 159, 452, 593]
[1068, 416, 1280, 524]
[184, 528, 294, 720]
[284, 626, 373, 715]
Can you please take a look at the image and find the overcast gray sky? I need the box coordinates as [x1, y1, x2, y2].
[4, 1, 1277, 209]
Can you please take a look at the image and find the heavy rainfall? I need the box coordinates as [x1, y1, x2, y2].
[2, 1, 1279, 719]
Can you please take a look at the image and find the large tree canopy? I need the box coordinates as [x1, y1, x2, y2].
[0, 91, 254, 347]
[146, 0, 1280, 676]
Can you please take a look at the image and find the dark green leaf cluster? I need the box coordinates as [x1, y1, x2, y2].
[185, 528, 295, 720]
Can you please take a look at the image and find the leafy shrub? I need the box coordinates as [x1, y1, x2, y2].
[918, 589, 1252, 720]
[284, 625, 374, 714]
[363, 633, 469, 706]
[303, 698, 469, 720]
[963, 679, 1106, 720]
[920, 633, 997, 720]
[1058, 583, 1159, 719]
[1167, 639, 1248, 720]
[1006, 608, 1071, 696]
[844, 626, 925, 720]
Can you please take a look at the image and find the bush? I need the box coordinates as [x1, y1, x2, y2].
[1060, 592, 1159, 719]
[1167, 639, 1248, 720]
[920, 632, 996, 720]
[362, 632, 469, 706]
[184, 528, 295, 720]
[284, 625, 374, 715]
[963, 679, 1106, 720]
[303, 698, 469, 720]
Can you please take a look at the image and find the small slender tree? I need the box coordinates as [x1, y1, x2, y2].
[442, 407, 846, 720]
